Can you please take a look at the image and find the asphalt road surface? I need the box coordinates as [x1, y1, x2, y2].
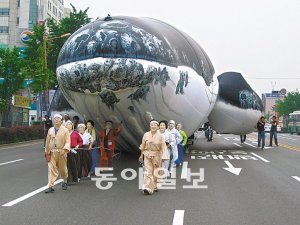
[0, 132, 300, 225]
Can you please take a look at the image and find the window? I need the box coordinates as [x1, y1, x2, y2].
[0, 8, 9, 16]
[0, 26, 9, 33]
[17, 17, 19, 25]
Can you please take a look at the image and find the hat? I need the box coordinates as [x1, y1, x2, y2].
[63, 113, 69, 117]
[77, 123, 86, 129]
[53, 114, 62, 119]
[105, 120, 113, 124]
[65, 121, 73, 127]
[169, 120, 175, 125]
[150, 120, 159, 125]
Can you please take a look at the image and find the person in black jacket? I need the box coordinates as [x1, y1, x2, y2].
[257, 116, 266, 150]
[269, 116, 278, 146]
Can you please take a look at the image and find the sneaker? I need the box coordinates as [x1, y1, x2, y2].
[143, 189, 150, 195]
[45, 187, 54, 193]
[261, 148, 264, 150]
[62, 182, 68, 190]
[143, 189, 153, 195]
[154, 188, 158, 192]
[276, 144, 278, 146]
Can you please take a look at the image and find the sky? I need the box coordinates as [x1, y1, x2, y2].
[64, 0, 300, 96]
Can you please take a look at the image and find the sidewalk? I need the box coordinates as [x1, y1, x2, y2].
[0, 139, 43, 150]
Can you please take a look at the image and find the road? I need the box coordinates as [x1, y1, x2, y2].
[0, 133, 299, 225]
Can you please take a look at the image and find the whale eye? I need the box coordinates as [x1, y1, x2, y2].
[109, 38, 118, 50]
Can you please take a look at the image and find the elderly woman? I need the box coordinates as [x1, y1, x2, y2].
[159, 120, 176, 176]
[66, 121, 83, 183]
[139, 119, 165, 195]
[175, 123, 188, 166]
[78, 123, 93, 177]
[86, 120, 99, 175]
[167, 120, 182, 173]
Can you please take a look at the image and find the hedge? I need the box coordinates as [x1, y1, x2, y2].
[0, 125, 44, 144]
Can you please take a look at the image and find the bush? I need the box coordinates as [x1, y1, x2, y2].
[0, 125, 44, 144]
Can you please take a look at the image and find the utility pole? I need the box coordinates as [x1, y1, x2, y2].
[43, 32, 71, 115]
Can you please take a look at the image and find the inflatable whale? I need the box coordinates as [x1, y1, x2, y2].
[52, 15, 263, 151]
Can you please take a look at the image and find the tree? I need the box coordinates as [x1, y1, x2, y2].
[22, 24, 52, 92]
[47, 4, 91, 76]
[273, 92, 300, 117]
[0, 47, 25, 127]
[23, 4, 91, 91]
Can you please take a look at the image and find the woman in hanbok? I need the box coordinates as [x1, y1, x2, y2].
[66, 121, 83, 183]
[139, 120, 165, 195]
[78, 123, 93, 177]
[159, 120, 176, 176]
[86, 120, 99, 175]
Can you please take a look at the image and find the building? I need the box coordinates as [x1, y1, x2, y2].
[38, 0, 65, 24]
[0, 0, 17, 48]
[0, 0, 68, 48]
[262, 90, 285, 118]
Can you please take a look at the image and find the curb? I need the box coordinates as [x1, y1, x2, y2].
[0, 139, 44, 148]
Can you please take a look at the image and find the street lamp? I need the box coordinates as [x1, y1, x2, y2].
[43, 32, 71, 114]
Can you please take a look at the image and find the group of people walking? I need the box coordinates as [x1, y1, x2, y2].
[44, 113, 122, 193]
[139, 119, 188, 195]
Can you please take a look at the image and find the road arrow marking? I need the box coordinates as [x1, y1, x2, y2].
[223, 160, 242, 175]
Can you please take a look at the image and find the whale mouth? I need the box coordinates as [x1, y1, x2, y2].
[56, 57, 175, 94]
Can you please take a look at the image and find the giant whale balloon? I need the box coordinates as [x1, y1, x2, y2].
[54, 16, 262, 152]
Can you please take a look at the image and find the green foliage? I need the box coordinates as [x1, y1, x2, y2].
[47, 4, 91, 75]
[23, 5, 91, 91]
[0, 47, 25, 112]
[0, 125, 44, 144]
[273, 92, 300, 117]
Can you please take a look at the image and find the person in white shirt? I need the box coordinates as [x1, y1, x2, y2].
[167, 120, 182, 173]
[159, 120, 176, 175]
[62, 113, 72, 127]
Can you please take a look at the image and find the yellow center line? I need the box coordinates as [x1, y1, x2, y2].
[247, 134, 300, 153]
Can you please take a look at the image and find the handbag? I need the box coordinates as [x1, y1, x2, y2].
[45, 152, 51, 162]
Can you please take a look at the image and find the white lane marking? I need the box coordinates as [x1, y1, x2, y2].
[244, 142, 256, 148]
[250, 153, 270, 163]
[0, 142, 43, 151]
[181, 162, 188, 179]
[233, 143, 242, 148]
[173, 210, 185, 225]
[191, 155, 196, 159]
[224, 137, 229, 141]
[218, 134, 222, 136]
[0, 159, 24, 166]
[2, 179, 63, 207]
[292, 176, 300, 182]
[280, 137, 297, 141]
